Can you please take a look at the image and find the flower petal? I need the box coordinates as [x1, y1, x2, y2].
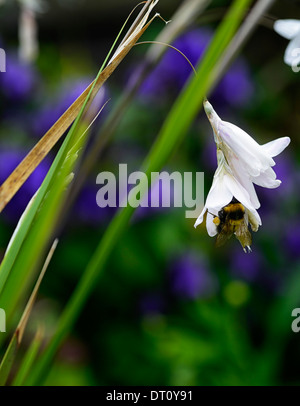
[206, 212, 218, 237]
[205, 173, 233, 212]
[237, 173, 261, 208]
[252, 167, 281, 188]
[274, 19, 300, 40]
[284, 34, 300, 67]
[223, 172, 253, 212]
[223, 172, 261, 231]
[247, 209, 262, 232]
[224, 149, 261, 209]
[194, 206, 206, 228]
[261, 136, 291, 157]
[220, 121, 274, 177]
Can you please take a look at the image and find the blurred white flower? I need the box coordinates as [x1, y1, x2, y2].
[274, 19, 300, 69]
[1, 0, 48, 10]
[18, 0, 47, 13]
[19, 6, 39, 63]
[17, 1, 48, 63]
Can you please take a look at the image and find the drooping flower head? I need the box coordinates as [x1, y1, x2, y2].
[195, 100, 290, 252]
[195, 147, 261, 253]
[274, 19, 300, 68]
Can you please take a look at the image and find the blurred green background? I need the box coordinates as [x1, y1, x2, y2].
[1, 0, 300, 386]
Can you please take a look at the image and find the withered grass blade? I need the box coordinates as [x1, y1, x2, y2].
[0, 4, 155, 214]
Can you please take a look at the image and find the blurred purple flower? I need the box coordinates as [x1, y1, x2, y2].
[135, 175, 176, 219]
[201, 138, 217, 171]
[214, 60, 254, 107]
[0, 54, 36, 101]
[137, 28, 254, 107]
[229, 247, 263, 282]
[139, 28, 211, 100]
[73, 183, 115, 226]
[170, 252, 216, 299]
[0, 148, 50, 222]
[33, 78, 107, 136]
[283, 220, 300, 259]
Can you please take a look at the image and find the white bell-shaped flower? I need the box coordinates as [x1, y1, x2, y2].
[195, 148, 261, 238]
[274, 19, 300, 68]
[196, 101, 290, 252]
[203, 100, 290, 209]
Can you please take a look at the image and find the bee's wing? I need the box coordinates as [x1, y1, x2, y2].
[235, 219, 252, 249]
[215, 223, 234, 248]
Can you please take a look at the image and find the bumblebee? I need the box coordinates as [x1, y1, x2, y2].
[212, 198, 252, 253]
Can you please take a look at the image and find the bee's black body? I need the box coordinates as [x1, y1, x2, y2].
[214, 198, 252, 252]
[216, 198, 245, 234]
